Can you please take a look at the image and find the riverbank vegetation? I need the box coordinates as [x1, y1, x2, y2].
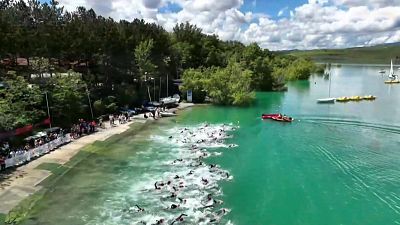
[181, 62, 255, 106]
[0, 0, 319, 131]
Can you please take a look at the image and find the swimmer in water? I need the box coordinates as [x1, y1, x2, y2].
[172, 159, 183, 164]
[169, 192, 177, 198]
[135, 205, 145, 212]
[154, 219, 164, 224]
[171, 214, 188, 224]
[170, 204, 179, 209]
[217, 208, 228, 215]
[178, 197, 186, 204]
[155, 182, 160, 190]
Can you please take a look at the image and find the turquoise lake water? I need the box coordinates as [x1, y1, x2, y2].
[21, 64, 400, 225]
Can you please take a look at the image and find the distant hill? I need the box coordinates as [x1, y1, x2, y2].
[283, 42, 400, 64]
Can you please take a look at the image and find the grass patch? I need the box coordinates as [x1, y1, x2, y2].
[3, 190, 46, 225]
[0, 214, 6, 225]
[35, 163, 64, 173]
[3, 163, 69, 224]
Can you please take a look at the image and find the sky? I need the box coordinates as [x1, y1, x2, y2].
[41, 0, 400, 50]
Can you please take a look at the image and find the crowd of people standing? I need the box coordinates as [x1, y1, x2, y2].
[70, 119, 97, 139]
[0, 129, 66, 171]
[108, 113, 130, 126]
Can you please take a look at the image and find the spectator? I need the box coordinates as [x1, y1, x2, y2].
[0, 156, 6, 171]
[99, 118, 103, 129]
[90, 120, 96, 132]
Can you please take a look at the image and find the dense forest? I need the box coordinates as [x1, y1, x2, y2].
[0, 0, 322, 131]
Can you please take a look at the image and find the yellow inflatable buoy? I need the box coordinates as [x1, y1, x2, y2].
[336, 97, 350, 102]
[384, 80, 400, 84]
[363, 95, 376, 100]
[349, 96, 362, 101]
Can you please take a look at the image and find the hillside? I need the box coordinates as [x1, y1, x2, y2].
[284, 43, 400, 64]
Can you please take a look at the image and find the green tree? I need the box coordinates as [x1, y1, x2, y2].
[180, 68, 210, 103]
[206, 62, 255, 106]
[181, 62, 255, 106]
[135, 39, 157, 80]
[284, 58, 316, 80]
[47, 75, 87, 126]
[0, 73, 45, 131]
[241, 43, 273, 91]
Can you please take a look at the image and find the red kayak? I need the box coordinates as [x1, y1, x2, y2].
[271, 116, 293, 122]
[261, 114, 280, 119]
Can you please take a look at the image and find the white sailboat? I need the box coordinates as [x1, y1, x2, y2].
[317, 71, 335, 103]
[384, 60, 400, 84]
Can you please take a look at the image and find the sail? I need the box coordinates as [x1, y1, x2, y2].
[389, 60, 394, 78]
[328, 71, 332, 97]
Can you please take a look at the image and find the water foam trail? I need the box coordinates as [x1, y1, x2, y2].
[91, 123, 238, 225]
[299, 116, 400, 135]
[314, 145, 400, 216]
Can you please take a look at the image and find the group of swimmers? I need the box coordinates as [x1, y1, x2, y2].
[130, 124, 236, 225]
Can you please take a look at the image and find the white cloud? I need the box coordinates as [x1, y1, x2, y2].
[277, 7, 288, 17]
[56, 0, 400, 50]
[333, 0, 400, 8]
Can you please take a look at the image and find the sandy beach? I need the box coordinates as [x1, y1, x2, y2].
[0, 103, 194, 214]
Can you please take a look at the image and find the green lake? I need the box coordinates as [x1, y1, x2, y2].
[20, 64, 400, 225]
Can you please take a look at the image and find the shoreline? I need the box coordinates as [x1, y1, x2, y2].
[0, 103, 195, 216]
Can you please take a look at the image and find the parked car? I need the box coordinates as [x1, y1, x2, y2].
[119, 109, 137, 117]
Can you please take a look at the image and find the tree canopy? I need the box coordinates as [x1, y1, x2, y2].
[0, 72, 44, 130]
[0, 0, 320, 130]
